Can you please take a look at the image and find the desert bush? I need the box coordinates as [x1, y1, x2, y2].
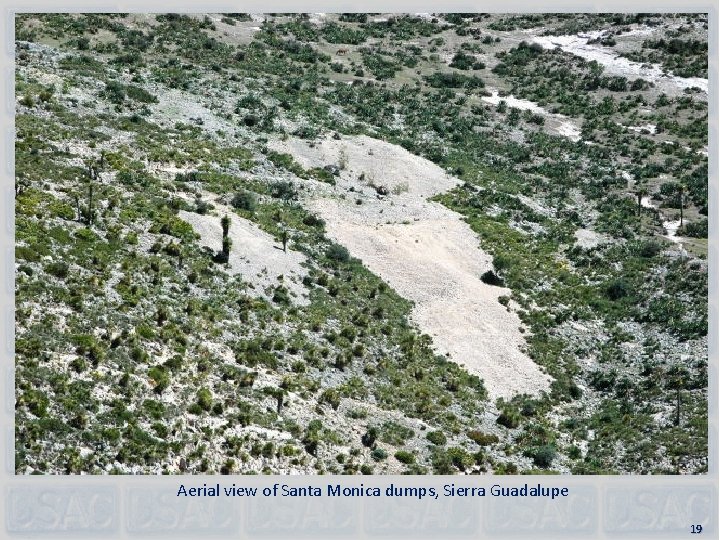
[424, 72, 485, 89]
[45, 261, 69, 279]
[231, 190, 257, 211]
[447, 447, 474, 470]
[320, 388, 341, 410]
[449, 51, 484, 70]
[680, 218, 707, 238]
[362, 427, 378, 447]
[379, 421, 414, 446]
[604, 278, 630, 301]
[394, 450, 415, 464]
[302, 214, 325, 228]
[148, 366, 170, 394]
[103, 81, 126, 104]
[467, 430, 499, 445]
[480, 270, 504, 286]
[197, 388, 213, 411]
[125, 84, 158, 103]
[326, 244, 350, 262]
[530, 444, 556, 468]
[497, 404, 521, 429]
[270, 181, 298, 203]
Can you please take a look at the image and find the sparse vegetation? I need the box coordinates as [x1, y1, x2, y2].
[14, 11, 707, 476]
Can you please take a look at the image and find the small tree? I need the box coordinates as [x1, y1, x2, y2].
[263, 386, 286, 413]
[666, 364, 689, 427]
[679, 183, 686, 227]
[80, 157, 104, 226]
[222, 236, 232, 260]
[87, 181, 94, 226]
[326, 244, 350, 263]
[496, 403, 521, 429]
[635, 186, 647, 216]
[426, 430, 447, 446]
[271, 181, 298, 204]
[197, 388, 213, 411]
[213, 216, 232, 263]
[361, 427, 378, 447]
[303, 419, 323, 456]
[394, 450, 415, 464]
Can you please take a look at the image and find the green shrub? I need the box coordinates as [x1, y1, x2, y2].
[604, 278, 630, 301]
[480, 270, 503, 286]
[449, 51, 484, 70]
[431, 449, 453, 473]
[270, 181, 298, 203]
[424, 72, 485, 89]
[394, 450, 415, 464]
[362, 427, 378, 447]
[361, 53, 401, 80]
[426, 430, 447, 445]
[262, 442, 275, 458]
[143, 399, 165, 420]
[320, 388, 341, 410]
[531, 445, 556, 468]
[125, 84, 158, 103]
[326, 244, 350, 262]
[302, 214, 325, 227]
[634, 240, 663, 258]
[680, 219, 707, 238]
[187, 403, 203, 415]
[45, 261, 69, 278]
[467, 430, 499, 445]
[497, 405, 521, 429]
[447, 447, 474, 471]
[231, 191, 257, 211]
[197, 388, 213, 411]
[148, 366, 170, 394]
[379, 421, 415, 446]
[23, 390, 49, 417]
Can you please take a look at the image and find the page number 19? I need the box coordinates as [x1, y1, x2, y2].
[691, 525, 703, 534]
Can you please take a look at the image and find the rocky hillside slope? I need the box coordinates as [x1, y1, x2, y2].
[15, 13, 708, 475]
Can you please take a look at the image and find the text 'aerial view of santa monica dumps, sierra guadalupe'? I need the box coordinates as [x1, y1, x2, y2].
[14, 13, 708, 475]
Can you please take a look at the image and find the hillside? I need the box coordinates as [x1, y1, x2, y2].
[15, 13, 708, 475]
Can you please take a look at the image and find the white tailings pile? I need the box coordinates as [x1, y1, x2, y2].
[270, 134, 553, 399]
[178, 194, 310, 305]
